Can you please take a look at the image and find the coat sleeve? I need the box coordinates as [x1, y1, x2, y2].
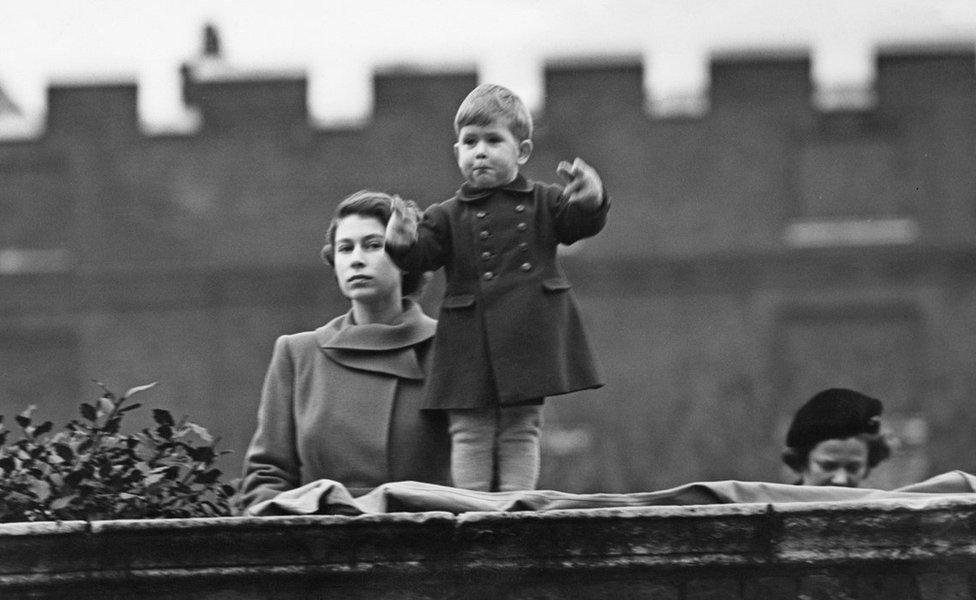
[385, 202, 452, 274]
[236, 335, 302, 514]
[545, 183, 611, 245]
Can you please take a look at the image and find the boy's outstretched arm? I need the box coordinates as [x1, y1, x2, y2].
[557, 158, 605, 212]
[385, 195, 420, 252]
[384, 195, 448, 274]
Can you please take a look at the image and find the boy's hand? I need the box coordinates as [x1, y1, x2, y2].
[557, 158, 604, 211]
[385, 195, 420, 250]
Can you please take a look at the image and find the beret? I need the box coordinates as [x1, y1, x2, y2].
[785, 388, 883, 449]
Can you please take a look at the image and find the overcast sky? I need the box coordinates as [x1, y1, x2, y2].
[1, 0, 974, 134]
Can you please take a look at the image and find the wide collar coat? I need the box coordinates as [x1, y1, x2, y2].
[237, 300, 450, 512]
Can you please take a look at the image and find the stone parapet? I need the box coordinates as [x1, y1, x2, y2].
[2, 496, 976, 599]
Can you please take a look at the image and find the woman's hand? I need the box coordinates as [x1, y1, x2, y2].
[557, 158, 605, 211]
[385, 195, 421, 251]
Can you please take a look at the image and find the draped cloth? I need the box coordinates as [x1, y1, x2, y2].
[247, 470, 976, 516]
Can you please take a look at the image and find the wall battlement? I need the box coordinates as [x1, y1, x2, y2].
[8, 46, 974, 140]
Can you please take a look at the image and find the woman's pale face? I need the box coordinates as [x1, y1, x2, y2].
[332, 214, 402, 305]
[800, 437, 870, 487]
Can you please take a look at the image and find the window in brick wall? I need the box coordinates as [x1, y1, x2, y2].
[797, 139, 907, 217]
[785, 116, 919, 247]
[0, 154, 71, 273]
[773, 304, 927, 489]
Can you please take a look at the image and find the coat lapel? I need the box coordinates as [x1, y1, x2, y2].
[316, 300, 436, 380]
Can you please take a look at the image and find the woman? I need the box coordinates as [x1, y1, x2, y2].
[237, 190, 450, 513]
[782, 388, 892, 488]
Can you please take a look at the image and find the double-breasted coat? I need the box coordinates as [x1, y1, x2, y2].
[387, 175, 609, 409]
[237, 300, 451, 512]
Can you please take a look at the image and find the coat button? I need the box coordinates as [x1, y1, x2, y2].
[479, 230, 490, 240]
[515, 204, 525, 213]
[518, 242, 528, 251]
[483, 271, 494, 281]
[481, 251, 492, 260]
[520, 262, 532, 272]
[516, 222, 527, 231]
[477, 211, 487, 218]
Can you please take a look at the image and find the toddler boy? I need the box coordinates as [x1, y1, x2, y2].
[386, 83, 609, 491]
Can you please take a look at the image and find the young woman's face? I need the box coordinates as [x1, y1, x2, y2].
[332, 214, 402, 305]
[454, 120, 532, 189]
[800, 437, 870, 487]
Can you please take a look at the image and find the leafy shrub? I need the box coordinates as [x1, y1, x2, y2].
[0, 381, 236, 522]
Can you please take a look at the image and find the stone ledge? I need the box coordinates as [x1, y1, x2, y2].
[2, 497, 976, 598]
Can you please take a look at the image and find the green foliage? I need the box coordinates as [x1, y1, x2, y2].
[0, 381, 235, 522]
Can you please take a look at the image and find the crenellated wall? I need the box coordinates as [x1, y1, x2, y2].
[16, 48, 976, 264]
[2, 47, 976, 493]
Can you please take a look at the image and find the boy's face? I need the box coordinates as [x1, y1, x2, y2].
[454, 121, 532, 189]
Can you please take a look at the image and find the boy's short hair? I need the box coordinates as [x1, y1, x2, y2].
[454, 83, 533, 141]
[321, 190, 424, 297]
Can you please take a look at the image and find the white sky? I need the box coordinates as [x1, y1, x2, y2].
[0, 0, 975, 135]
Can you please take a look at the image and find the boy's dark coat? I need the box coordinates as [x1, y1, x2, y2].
[388, 175, 608, 409]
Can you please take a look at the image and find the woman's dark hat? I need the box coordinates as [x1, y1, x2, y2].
[785, 388, 883, 448]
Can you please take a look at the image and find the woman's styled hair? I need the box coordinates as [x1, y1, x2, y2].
[320, 190, 424, 297]
[454, 83, 533, 141]
[782, 432, 892, 473]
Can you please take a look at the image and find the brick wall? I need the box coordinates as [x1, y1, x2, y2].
[1, 47, 976, 492]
